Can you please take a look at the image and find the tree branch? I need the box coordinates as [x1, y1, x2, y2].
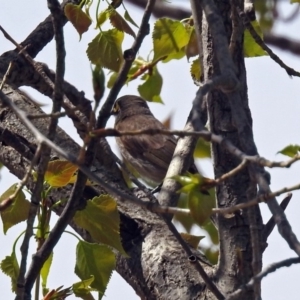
[264, 33, 300, 57]
[125, 0, 191, 20]
[227, 256, 300, 300]
[237, 7, 300, 77]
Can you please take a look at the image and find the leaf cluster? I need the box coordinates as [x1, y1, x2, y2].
[64, 1, 267, 103]
[0, 160, 125, 299]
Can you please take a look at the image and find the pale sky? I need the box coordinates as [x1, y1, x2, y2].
[0, 1, 300, 299]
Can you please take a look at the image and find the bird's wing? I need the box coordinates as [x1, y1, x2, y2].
[116, 115, 177, 169]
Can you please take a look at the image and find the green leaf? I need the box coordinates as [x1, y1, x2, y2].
[173, 173, 204, 193]
[44, 160, 78, 187]
[190, 58, 201, 82]
[92, 65, 105, 103]
[153, 18, 190, 61]
[194, 138, 211, 158]
[87, 29, 124, 72]
[0, 252, 19, 292]
[0, 184, 30, 234]
[96, 10, 110, 28]
[180, 232, 205, 249]
[172, 175, 193, 186]
[162, 49, 186, 63]
[277, 144, 300, 157]
[203, 220, 219, 245]
[73, 275, 95, 299]
[244, 20, 267, 57]
[41, 252, 53, 291]
[138, 66, 163, 103]
[204, 248, 219, 265]
[73, 195, 127, 255]
[188, 191, 214, 226]
[124, 10, 139, 28]
[109, 10, 136, 38]
[107, 71, 118, 88]
[174, 173, 204, 186]
[177, 183, 197, 194]
[64, 3, 92, 38]
[291, 0, 300, 3]
[173, 194, 194, 232]
[75, 241, 115, 299]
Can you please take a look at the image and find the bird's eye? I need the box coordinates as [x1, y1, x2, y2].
[111, 102, 120, 114]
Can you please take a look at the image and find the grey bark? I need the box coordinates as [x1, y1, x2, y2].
[201, 0, 263, 297]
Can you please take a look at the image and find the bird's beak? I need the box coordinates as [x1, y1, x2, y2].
[110, 102, 120, 115]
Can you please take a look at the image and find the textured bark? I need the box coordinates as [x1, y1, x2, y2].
[201, 0, 263, 298]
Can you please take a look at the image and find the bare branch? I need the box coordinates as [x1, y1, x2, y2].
[264, 33, 300, 57]
[212, 184, 299, 215]
[227, 257, 300, 300]
[237, 7, 300, 77]
[263, 193, 292, 242]
[125, 0, 191, 20]
[254, 170, 300, 256]
[93, 127, 300, 169]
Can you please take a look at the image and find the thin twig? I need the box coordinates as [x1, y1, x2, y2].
[237, 7, 300, 77]
[253, 169, 300, 257]
[27, 111, 68, 120]
[212, 183, 300, 215]
[128, 56, 167, 81]
[16, 144, 44, 300]
[264, 33, 300, 57]
[214, 160, 248, 184]
[263, 193, 292, 242]
[246, 183, 262, 298]
[93, 127, 300, 169]
[125, 0, 190, 20]
[0, 61, 14, 90]
[226, 257, 300, 300]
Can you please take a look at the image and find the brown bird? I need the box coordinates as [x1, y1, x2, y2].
[111, 95, 199, 186]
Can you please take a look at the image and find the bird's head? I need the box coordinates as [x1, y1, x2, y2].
[111, 95, 153, 123]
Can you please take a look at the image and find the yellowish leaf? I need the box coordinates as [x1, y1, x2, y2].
[45, 160, 78, 187]
[64, 4, 92, 38]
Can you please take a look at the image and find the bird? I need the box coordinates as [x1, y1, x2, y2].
[111, 95, 199, 186]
